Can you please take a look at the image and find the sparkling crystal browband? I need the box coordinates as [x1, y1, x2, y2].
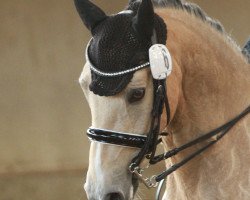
[85, 38, 150, 77]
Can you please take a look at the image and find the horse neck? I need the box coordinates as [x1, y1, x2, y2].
[158, 9, 250, 199]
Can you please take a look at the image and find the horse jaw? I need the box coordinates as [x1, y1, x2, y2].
[80, 64, 153, 200]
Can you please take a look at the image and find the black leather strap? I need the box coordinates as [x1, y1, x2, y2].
[87, 128, 147, 148]
[130, 79, 169, 169]
[154, 105, 250, 182]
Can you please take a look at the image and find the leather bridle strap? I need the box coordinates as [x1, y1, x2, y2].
[87, 105, 250, 186]
[153, 105, 250, 182]
[87, 78, 171, 164]
[129, 79, 170, 170]
[87, 128, 147, 148]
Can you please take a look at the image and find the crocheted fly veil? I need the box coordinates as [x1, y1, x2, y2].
[74, 0, 167, 96]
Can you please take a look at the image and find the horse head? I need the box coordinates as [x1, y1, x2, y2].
[75, 0, 166, 199]
[75, 0, 250, 200]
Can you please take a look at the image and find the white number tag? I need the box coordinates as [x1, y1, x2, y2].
[149, 44, 172, 80]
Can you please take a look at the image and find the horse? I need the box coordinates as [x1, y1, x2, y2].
[74, 0, 250, 199]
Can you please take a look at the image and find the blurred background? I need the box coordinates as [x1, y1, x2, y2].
[0, 0, 249, 199]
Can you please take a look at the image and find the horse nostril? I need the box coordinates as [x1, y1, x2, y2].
[105, 192, 124, 200]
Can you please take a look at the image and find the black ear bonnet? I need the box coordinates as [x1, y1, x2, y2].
[75, 0, 167, 96]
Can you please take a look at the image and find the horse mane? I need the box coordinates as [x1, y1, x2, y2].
[152, 0, 226, 33]
[128, 0, 244, 49]
[127, 0, 250, 62]
[128, 0, 225, 33]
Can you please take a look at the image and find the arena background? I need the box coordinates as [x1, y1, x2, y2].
[0, 0, 249, 199]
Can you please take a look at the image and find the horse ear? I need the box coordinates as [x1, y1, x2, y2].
[132, 0, 154, 40]
[74, 0, 107, 33]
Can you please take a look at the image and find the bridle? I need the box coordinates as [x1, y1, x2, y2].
[85, 35, 250, 199]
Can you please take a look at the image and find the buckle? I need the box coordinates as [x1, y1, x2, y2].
[129, 163, 159, 188]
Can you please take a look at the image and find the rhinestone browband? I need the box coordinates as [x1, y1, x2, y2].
[85, 38, 150, 77]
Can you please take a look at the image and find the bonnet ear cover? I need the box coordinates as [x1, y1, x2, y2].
[75, 0, 167, 96]
[132, 0, 154, 41]
[74, 0, 107, 33]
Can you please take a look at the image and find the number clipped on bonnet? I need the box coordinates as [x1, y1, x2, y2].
[149, 44, 172, 80]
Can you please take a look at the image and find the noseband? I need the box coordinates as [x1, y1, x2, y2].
[85, 35, 250, 198]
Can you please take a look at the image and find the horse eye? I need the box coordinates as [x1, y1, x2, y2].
[127, 88, 145, 103]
